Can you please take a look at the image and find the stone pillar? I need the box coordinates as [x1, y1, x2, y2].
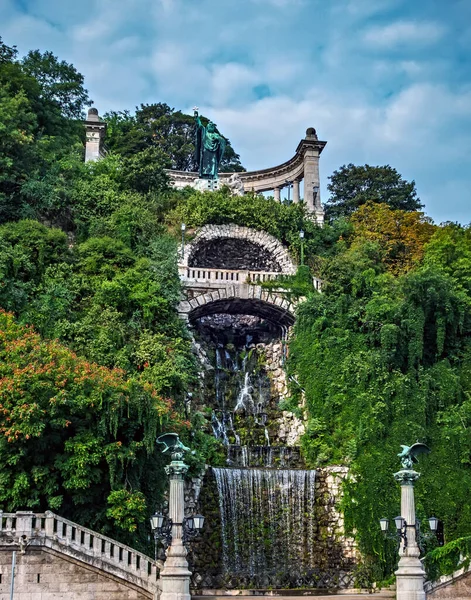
[292, 180, 300, 203]
[298, 128, 326, 224]
[274, 187, 281, 202]
[84, 108, 107, 162]
[159, 456, 191, 600]
[394, 469, 425, 600]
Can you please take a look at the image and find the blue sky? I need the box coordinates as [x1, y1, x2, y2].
[2, 0, 471, 223]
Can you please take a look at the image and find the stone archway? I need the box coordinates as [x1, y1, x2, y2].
[178, 285, 296, 326]
[181, 224, 296, 275]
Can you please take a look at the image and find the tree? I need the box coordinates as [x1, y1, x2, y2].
[0, 309, 181, 540]
[350, 203, 435, 275]
[22, 50, 92, 120]
[325, 163, 423, 220]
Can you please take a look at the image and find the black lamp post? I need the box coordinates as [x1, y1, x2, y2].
[299, 230, 305, 266]
[150, 511, 173, 559]
[149, 511, 204, 558]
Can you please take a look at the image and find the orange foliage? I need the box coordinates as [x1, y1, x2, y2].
[350, 202, 436, 275]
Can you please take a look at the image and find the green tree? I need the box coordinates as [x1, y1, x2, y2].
[22, 49, 92, 119]
[325, 163, 423, 220]
[0, 309, 181, 543]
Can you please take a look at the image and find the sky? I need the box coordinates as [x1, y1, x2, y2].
[1, 0, 471, 223]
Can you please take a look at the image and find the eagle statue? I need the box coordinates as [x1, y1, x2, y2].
[397, 443, 431, 469]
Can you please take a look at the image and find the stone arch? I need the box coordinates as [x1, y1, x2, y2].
[178, 285, 296, 326]
[181, 224, 296, 274]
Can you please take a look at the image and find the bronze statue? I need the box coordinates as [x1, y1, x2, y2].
[194, 107, 226, 180]
[398, 443, 430, 469]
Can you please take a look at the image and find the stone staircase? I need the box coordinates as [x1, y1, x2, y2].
[0, 510, 159, 598]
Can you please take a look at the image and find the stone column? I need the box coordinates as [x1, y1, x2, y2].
[274, 187, 281, 202]
[292, 180, 300, 203]
[394, 469, 425, 600]
[159, 456, 191, 600]
[84, 108, 107, 162]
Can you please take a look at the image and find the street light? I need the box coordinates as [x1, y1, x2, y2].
[181, 223, 186, 259]
[150, 511, 173, 559]
[379, 517, 390, 534]
[428, 516, 439, 532]
[299, 230, 305, 266]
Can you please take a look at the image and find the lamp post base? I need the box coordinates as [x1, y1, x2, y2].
[159, 542, 191, 600]
[395, 555, 426, 600]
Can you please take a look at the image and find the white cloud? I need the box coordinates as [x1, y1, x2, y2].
[363, 20, 446, 48]
[1, 0, 470, 223]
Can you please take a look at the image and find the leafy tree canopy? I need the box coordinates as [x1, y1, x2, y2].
[325, 163, 423, 221]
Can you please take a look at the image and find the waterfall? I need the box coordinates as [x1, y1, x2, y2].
[213, 467, 316, 581]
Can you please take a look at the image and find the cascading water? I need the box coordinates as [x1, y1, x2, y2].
[213, 467, 316, 583]
[192, 314, 325, 588]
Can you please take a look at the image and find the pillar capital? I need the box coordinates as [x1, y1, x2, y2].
[394, 469, 421, 486]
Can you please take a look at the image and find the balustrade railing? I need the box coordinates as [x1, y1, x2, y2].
[179, 266, 322, 290]
[0, 511, 158, 589]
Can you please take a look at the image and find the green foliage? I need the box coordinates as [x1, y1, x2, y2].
[424, 536, 471, 582]
[0, 310, 180, 539]
[326, 163, 423, 220]
[289, 232, 471, 581]
[21, 49, 92, 119]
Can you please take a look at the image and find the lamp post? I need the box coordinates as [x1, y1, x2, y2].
[181, 223, 186, 260]
[379, 443, 432, 600]
[299, 230, 305, 266]
[155, 433, 204, 600]
[313, 185, 319, 207]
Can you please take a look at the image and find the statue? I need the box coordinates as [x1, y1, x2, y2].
[397, 443, 430, 470]
[194, 107, 226, 180]
[157, 433, 190, 454]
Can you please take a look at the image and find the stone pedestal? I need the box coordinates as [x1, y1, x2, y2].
[394, 469, 425, 600]
[160, 459, 191, 600]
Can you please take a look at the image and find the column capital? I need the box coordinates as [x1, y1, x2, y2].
[394, 469, 421, 485]
[165, 460, 189, 478]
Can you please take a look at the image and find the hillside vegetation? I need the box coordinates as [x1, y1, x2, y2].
[1, 36, 471, 581]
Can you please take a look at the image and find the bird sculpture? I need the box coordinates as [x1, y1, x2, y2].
[397, 443, 431, 469]
[157, 433, 191, 455]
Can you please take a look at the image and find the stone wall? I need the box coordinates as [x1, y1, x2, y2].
[0, 547, 151, 599]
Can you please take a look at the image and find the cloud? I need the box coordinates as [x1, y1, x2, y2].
[363, 21, 446, 48]
[1, 0, 470, 223]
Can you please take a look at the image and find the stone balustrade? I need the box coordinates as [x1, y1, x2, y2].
[179, 265, 322, 291]
[179, 265, 282, 285]
[0, 510, 159, 596]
